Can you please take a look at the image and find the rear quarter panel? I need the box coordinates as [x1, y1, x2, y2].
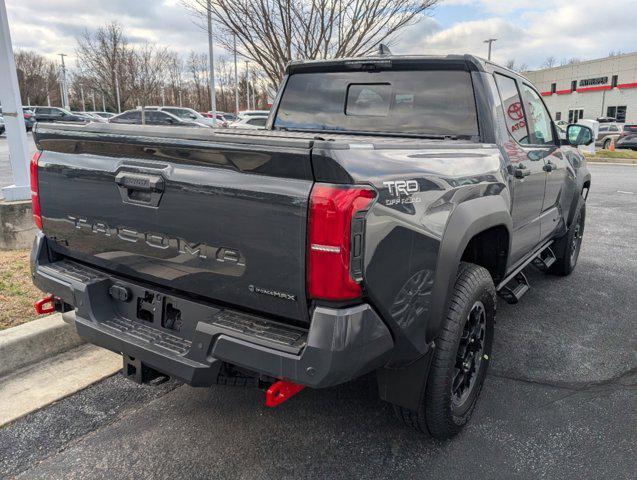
[313, 143, 510, 364]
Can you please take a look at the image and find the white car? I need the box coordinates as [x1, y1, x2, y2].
[229, 115, 268, 129]
[142, 106, 216, 128]
[237, 110, 270, 119]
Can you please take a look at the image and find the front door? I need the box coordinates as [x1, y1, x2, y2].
[494, 73, 546, 265]
[519, 83, 565, 242]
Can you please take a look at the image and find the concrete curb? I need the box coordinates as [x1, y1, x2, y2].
[0, 314, 84, 377]
[588, 160, 637, 165]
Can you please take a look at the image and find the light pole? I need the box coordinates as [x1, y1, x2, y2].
[245, 60, 250, 110]
[234, 34, 239, 114]
[207, 0, 216, 121]
[80, 83, 85, 111]
[114, 70, 121, 113]
[58, 53, 69, 109]
[0, 0, 30, 201]
[483, 38, 497, 61]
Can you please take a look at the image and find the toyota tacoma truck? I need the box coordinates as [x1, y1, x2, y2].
[30, 54, 592, 440]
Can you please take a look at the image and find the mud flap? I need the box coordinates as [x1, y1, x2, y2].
[376, 349, 433, 411]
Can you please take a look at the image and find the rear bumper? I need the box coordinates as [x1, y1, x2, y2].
[31, 233, 393, 388]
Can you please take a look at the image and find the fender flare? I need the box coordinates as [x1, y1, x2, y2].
[426, 195, 512, 342]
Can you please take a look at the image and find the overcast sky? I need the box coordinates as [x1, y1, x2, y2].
[6, 0, 637, 71]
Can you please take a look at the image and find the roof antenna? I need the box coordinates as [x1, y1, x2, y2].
[378, 43, 392, 56]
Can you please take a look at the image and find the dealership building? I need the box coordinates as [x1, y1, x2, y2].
[524, 52, 637, 124]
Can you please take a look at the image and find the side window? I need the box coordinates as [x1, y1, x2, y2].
[117, 111, 141, 122]
[494, 73, 529, 144]
[521, 84, 555, 145]
[247, 117, 267, 126]
[599, 125, 609, 132]
[146, 111, 164, 124]
[155, 112, 175, 124]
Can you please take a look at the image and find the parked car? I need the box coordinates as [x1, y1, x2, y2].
[237, 109, 270, 119]
[229, 115, 268, 129]
[220, 112, 237, 123]
[616, 124, 637, 150]
[596, 123, 624, 149]
[76, 112, 108, 123]
[0, 114, 4, 135]
[143, 106, 217, 127]
[30, 106, 89, 123]
[0, 106, 35, 130]
[109, 109, 206, 127]
[89, 111, 116, 119]
[21, 108, 36, 130]
[30, 54, 592, 441]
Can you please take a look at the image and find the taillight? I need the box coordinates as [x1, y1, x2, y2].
[30, 151, 42, 229]
[307, 184, 376, 301]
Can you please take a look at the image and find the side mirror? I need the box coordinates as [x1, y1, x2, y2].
[566, 124, 593, 146]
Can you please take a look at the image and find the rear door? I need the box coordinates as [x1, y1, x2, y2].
[111, 111, 142, 125]
[35, 127, 315, 323]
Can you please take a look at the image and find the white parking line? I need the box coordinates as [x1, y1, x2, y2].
[617, 190, 635, 195]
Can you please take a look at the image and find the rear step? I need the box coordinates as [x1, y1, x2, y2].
[496, 240, 554, 305]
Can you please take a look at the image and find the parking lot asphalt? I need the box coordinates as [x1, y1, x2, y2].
[0, 159, 635, 479]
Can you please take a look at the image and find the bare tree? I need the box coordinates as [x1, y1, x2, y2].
[75, 22, 136, 111]
[505, 59, 528, 73]
[560, 57, 582, 66]
[129, 43, 171, 121]
[185, 0, 439, 87]
[541, 56, 557, 69]
[187, 51, 210, 111]
[14, 50, 60, 106]
[166, 51, 184, 106]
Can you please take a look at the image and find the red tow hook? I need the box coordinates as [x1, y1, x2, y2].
[265, 380, 305, 407]
[34, 295, 56, 315]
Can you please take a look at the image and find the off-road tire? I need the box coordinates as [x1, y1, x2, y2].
[549, 195, 586, 276]
[394, 262, 496, 440]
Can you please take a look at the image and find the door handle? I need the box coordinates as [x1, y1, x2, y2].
[115, 172, 165, 207]
[513, 166, 531, 179]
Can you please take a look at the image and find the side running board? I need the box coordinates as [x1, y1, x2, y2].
[498, 272, 529, 304]
[496, 241, 555, 305]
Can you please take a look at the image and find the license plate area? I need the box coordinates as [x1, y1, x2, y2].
[108, 282, 215, 341]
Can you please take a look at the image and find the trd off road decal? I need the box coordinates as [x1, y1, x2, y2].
[382, 180, 422, 206]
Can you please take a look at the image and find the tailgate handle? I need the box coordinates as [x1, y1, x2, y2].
[115, 172, 165, 207]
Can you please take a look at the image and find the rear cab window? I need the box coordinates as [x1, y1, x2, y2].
[274, 69, 479, 139]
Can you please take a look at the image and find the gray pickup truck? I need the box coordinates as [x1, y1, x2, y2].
[30, 54, 592, 440]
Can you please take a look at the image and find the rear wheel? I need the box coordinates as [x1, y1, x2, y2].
[394, 263, 495, 440]
[603, 139, 611, 150]
[549, 196, 586, 276]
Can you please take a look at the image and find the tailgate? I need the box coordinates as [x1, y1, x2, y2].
[35, 125, 314, 323]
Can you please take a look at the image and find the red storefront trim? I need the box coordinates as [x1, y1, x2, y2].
[576, 85, 612, 93]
